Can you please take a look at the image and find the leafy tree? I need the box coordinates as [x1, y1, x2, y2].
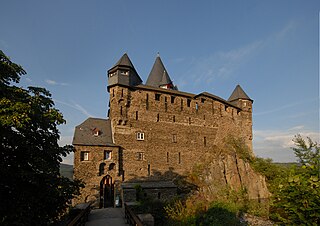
[272, 135, 320, 225]
[0, 50, 83, 225]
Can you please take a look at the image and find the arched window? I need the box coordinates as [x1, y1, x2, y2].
[109, 163, 116, 171]
[99, 163, 106, 176]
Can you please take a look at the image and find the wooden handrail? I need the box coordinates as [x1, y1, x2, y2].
[124, 203, 143, 226]
[67, 202, 91, 226]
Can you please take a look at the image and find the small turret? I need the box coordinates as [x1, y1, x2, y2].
[146, 53, 177, 90]
[107, 53, 142, 90]
[228, 85, 253, 111]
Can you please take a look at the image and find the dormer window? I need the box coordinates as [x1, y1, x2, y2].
[93, 128, 101, 136]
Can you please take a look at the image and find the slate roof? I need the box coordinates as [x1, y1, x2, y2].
[108, 53, 143, 84]
[112, 53, 135, 69]
[72, 118, 115, 146]
[146, 55, 174, 88]
[159, 70, 172, 86]
[228, 85, 252, 102]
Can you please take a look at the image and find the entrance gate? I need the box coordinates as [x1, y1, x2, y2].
[100, 175, 114, 208]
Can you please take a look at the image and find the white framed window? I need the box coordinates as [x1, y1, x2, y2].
[136, 132, 145, 141]
[80, 151, 89, 161]
[104, 150, 112, 160]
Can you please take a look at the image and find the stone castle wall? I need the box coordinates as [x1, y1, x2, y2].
[109, 85, 253, 182]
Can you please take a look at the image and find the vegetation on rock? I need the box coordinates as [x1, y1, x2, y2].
[0, 50, 83, 225]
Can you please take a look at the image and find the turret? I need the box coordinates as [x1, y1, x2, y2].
[228, 85, 253, 111]
[107, 53, 142, 90]
[146, 54, 177, 90]
[228, 85, 253, 151]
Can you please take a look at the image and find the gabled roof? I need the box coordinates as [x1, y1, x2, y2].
[228, 85, 252, 102]
[146, 54, 174, 88]
[72, 118, 116, 146]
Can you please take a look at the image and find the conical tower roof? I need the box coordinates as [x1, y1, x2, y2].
[228, 85, 252, 102]
[111, 53, 135, 69]
[146, 54, 173, 88]
[159, 70, 172, 86]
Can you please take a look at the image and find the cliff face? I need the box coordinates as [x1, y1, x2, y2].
[194, 152, 270, 201]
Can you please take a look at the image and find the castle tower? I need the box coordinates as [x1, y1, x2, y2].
[146, 54, 177, 90]
[228, 85, 253, 150]
[107, 53, 142, 89]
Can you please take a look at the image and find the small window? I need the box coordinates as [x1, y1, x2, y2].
[173, 115, 175, 122]
[166, 152, 169, 163]
[155, 93, 161, 101]
[121, 89, 124, 97]
[201, 98, 205, 103]
[137, 152, 144, 161]
[157, 113, 160, 122]
[178, 152, 181, 164]
[136, 132, 145, 141]
[204, 137, 207, 147]
[148, 164, 151, 176]
[135, 111, 138, 120]
[196, 103, 199, 111]
[80, 151, 89, 161]
[120, 70, 129, 75]
[171, 96, 175, 103]
[187, 99, 191, 107]
[99, 163, 106, 176]
[104, 151, 112, 160]
[172, 134, 177, 143]
[93, 129, 100, 136]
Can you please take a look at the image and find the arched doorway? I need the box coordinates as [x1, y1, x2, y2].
[99, 175, 114, 208]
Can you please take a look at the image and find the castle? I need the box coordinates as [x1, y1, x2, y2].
[72, 53, 255, 208]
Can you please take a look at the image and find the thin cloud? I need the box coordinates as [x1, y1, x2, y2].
[54, 99, 94, 117]
[254, 98, 318, 116]
[45, 79, 69, 86]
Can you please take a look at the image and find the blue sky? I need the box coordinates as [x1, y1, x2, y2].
[1, 0, 319, 164]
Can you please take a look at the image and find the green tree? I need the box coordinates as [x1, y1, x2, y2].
[0, 50, 82, 225]
[272, 135, 320, 225]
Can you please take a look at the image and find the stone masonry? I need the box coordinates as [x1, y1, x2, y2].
[72, 53, 269, 207]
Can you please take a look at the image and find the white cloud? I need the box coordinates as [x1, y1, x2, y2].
[253, 128, 319, 162]
[46, 79, 57, 85]
[61, 153, 74, 165]
[45, 79, 68, 86]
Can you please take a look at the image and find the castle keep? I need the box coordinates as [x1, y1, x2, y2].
[73, 53, 260, 208]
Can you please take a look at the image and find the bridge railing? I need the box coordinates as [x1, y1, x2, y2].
[124, 203, 143, 226]
[67, 202, 91, 226]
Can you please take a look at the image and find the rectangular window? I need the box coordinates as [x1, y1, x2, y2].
[155, 93, 160, 101]
[171, 96, 175, 103]
[135, 111, 138, 120]
[204, 137, 207, 147]
[172, 134, 177, 143]
[178, 152, 181, 164]
[80, 151, 89, 161]
[146, 94, 149, 110]
[180, 99, 183, 111]
[148, 164, 151, 176]
[167, 152, 169, 163]
[137, 152, 144, 161]
[157, 113, 160, 122]
[165, 102, 168, 112]
[104, 150, 112, 160]
[187, 99, 191, 107]
[196, 103, 199, 111]
[136, 132, 145, 141]
[201, 98, 205, 103]
[173, 115, 175, 122]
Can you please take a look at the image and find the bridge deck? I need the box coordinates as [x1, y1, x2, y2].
[85, 208, 128, 226]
